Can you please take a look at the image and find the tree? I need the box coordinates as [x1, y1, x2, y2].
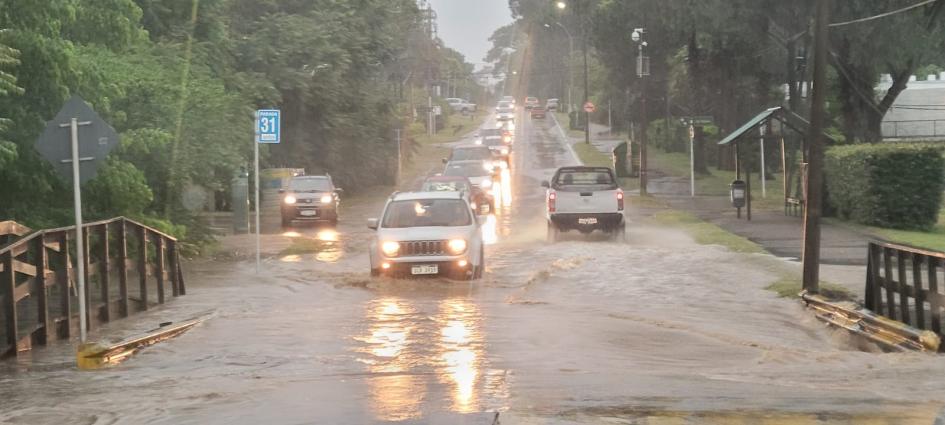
[0, 31, 23, 168]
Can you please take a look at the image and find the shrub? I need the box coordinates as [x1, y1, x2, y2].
[825, 143, 944, 229]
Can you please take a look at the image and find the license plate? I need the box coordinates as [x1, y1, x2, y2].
[300, 210, 318, 217]
[411, 265, 439, 275]
[578, 217, 598, 225]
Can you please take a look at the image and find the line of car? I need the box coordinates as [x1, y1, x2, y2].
[279, 96, 626, 281]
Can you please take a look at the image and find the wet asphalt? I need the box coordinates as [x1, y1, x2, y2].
[2, 110, 945, 424]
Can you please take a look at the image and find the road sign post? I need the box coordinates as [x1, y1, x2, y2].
[35, 96, 119, 344]
[689, 124, 695, 197]
[254, 110, 281, 273]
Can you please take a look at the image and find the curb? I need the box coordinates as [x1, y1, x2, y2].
[77, 314, 210, 369]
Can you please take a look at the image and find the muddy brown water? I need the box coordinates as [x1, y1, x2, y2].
[2, 111, 945, 424]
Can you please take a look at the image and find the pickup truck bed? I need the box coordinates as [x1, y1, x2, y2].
[544, 166, 625, 241]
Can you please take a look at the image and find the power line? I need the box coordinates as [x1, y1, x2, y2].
[829, 0, 938, 27]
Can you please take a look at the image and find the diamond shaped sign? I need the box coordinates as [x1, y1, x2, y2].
[34, 95, 120, 184]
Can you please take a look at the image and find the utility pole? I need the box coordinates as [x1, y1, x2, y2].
[582, 2, 591, 145]
[633, 27, 649, 195]
[802, 0, 831, 294]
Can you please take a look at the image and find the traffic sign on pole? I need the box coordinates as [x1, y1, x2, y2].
[34, 95, 119, 344]
[256, 109, 281, 144]
[583, 101, 596, 113]
[253, 109, 280, 273]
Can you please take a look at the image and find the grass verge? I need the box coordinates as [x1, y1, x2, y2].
[651, 210, 765, 254]
[554, 111, 586, 138]
[827, 210, 945, 253]
[765, 276, 854, 301]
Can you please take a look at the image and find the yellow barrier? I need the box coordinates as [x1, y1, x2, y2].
[77, 315, 208, 369]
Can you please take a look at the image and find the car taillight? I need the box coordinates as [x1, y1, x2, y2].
[616, 190, 624, 211]
[548, 191, 556, 213]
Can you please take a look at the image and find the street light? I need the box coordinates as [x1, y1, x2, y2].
[544, 22, 573, 115]
[632, 27, 649, 196]
[556, 1, 566, 10]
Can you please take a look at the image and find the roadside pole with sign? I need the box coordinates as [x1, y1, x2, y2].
[255, 109, 280, 273]
[34, 95, 120, 344]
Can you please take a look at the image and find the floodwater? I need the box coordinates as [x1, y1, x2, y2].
[3, 110, 945, 424]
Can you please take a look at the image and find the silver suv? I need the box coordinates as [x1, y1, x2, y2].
[367, 191, 485, 280]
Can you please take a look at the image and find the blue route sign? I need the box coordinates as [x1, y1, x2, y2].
[256, 109, 281, 144]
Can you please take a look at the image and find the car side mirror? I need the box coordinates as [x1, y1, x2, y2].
[367, 218, 379, 230]
[541, 181, 550, 188]
[278, 188, 285, 193]
[334, 188, 344, 195]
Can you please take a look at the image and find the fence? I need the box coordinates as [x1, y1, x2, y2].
[865, 240, 945, 336]
[0, 217, 185, 358]
[881, 119, 945, 140]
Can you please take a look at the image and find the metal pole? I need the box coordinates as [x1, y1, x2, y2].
[568, 33, 573, 113]
[608, 100, 612, 136]
[760, 125, 767, 198]
[395, 129, 402, 186]
[70, 118, 88, 343]
[639, 42, 648, 196]
[428, 96, 434, 137]
[582, 16, 590, 145]
[254, 111, 260, 274]
[802, 0, 832, 294]
[689, 124, 695, 197]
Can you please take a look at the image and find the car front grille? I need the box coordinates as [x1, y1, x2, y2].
[400, 240, 447, 256]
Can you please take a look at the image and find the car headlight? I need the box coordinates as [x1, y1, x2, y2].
[481, 178, 493, 188]
[500, 147, 509, 155]
[447, 239, 467, 255]
[483, 161, 494, 171]
[320, 195, 333, 203]
[381, 241, 400, 257]
[284, 195, 297, 204]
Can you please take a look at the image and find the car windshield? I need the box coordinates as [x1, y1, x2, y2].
[288, 178, 332, 192]
[382, 199, 471, 228]
[450, 148, 491, 161]
[479, 129, 502, 137]
[444, 162, 490, 178]
[554, 170, 616, 188]
[421, 180, 470, 192]
[497, 101, 511, 109]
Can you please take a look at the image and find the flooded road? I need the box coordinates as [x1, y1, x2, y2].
[3, 109, 945, 424]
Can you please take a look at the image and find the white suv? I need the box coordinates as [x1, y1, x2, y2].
[368, 192, 485, 280]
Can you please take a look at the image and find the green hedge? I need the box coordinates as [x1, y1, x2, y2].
[825, 143, 945, 229]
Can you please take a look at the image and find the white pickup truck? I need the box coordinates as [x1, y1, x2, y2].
[542, 166, 625, 241]
[446, 98, 477, 113]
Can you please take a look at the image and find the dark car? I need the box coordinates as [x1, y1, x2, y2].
[421, 175, 495, 214]
[479, 135, 511, 170]
[280, 175, 342, 227]
[530, 106, 547, 119]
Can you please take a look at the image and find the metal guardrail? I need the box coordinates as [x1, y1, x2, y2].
[865, 240, 945, 338]
[0, 217, 185, 358]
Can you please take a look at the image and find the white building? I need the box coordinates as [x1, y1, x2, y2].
[878, 72, 945, 140]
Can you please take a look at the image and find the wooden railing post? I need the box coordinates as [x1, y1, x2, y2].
[898, 250, 911, 325]
[913, 254, 926, 330]
[34, 235, 51, 346]
[2, 252, 17, 357]
[138, 226, 148, 311]
[117, 220, 129, 318]
[930, 258, 942, 335]
[99, 224, 110, 322]
[168, 240, 181, 297]
[883, 247, 895, 319]
[156, 237, 165, 304]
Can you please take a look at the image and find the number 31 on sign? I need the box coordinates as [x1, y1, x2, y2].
[256, 109, 281, 144]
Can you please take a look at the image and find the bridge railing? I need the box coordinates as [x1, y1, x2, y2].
[866, 240, 945, 335]
[0, 217, 185, 358]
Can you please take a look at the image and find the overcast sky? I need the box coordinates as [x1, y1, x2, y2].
[427, 0, 514, 67]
